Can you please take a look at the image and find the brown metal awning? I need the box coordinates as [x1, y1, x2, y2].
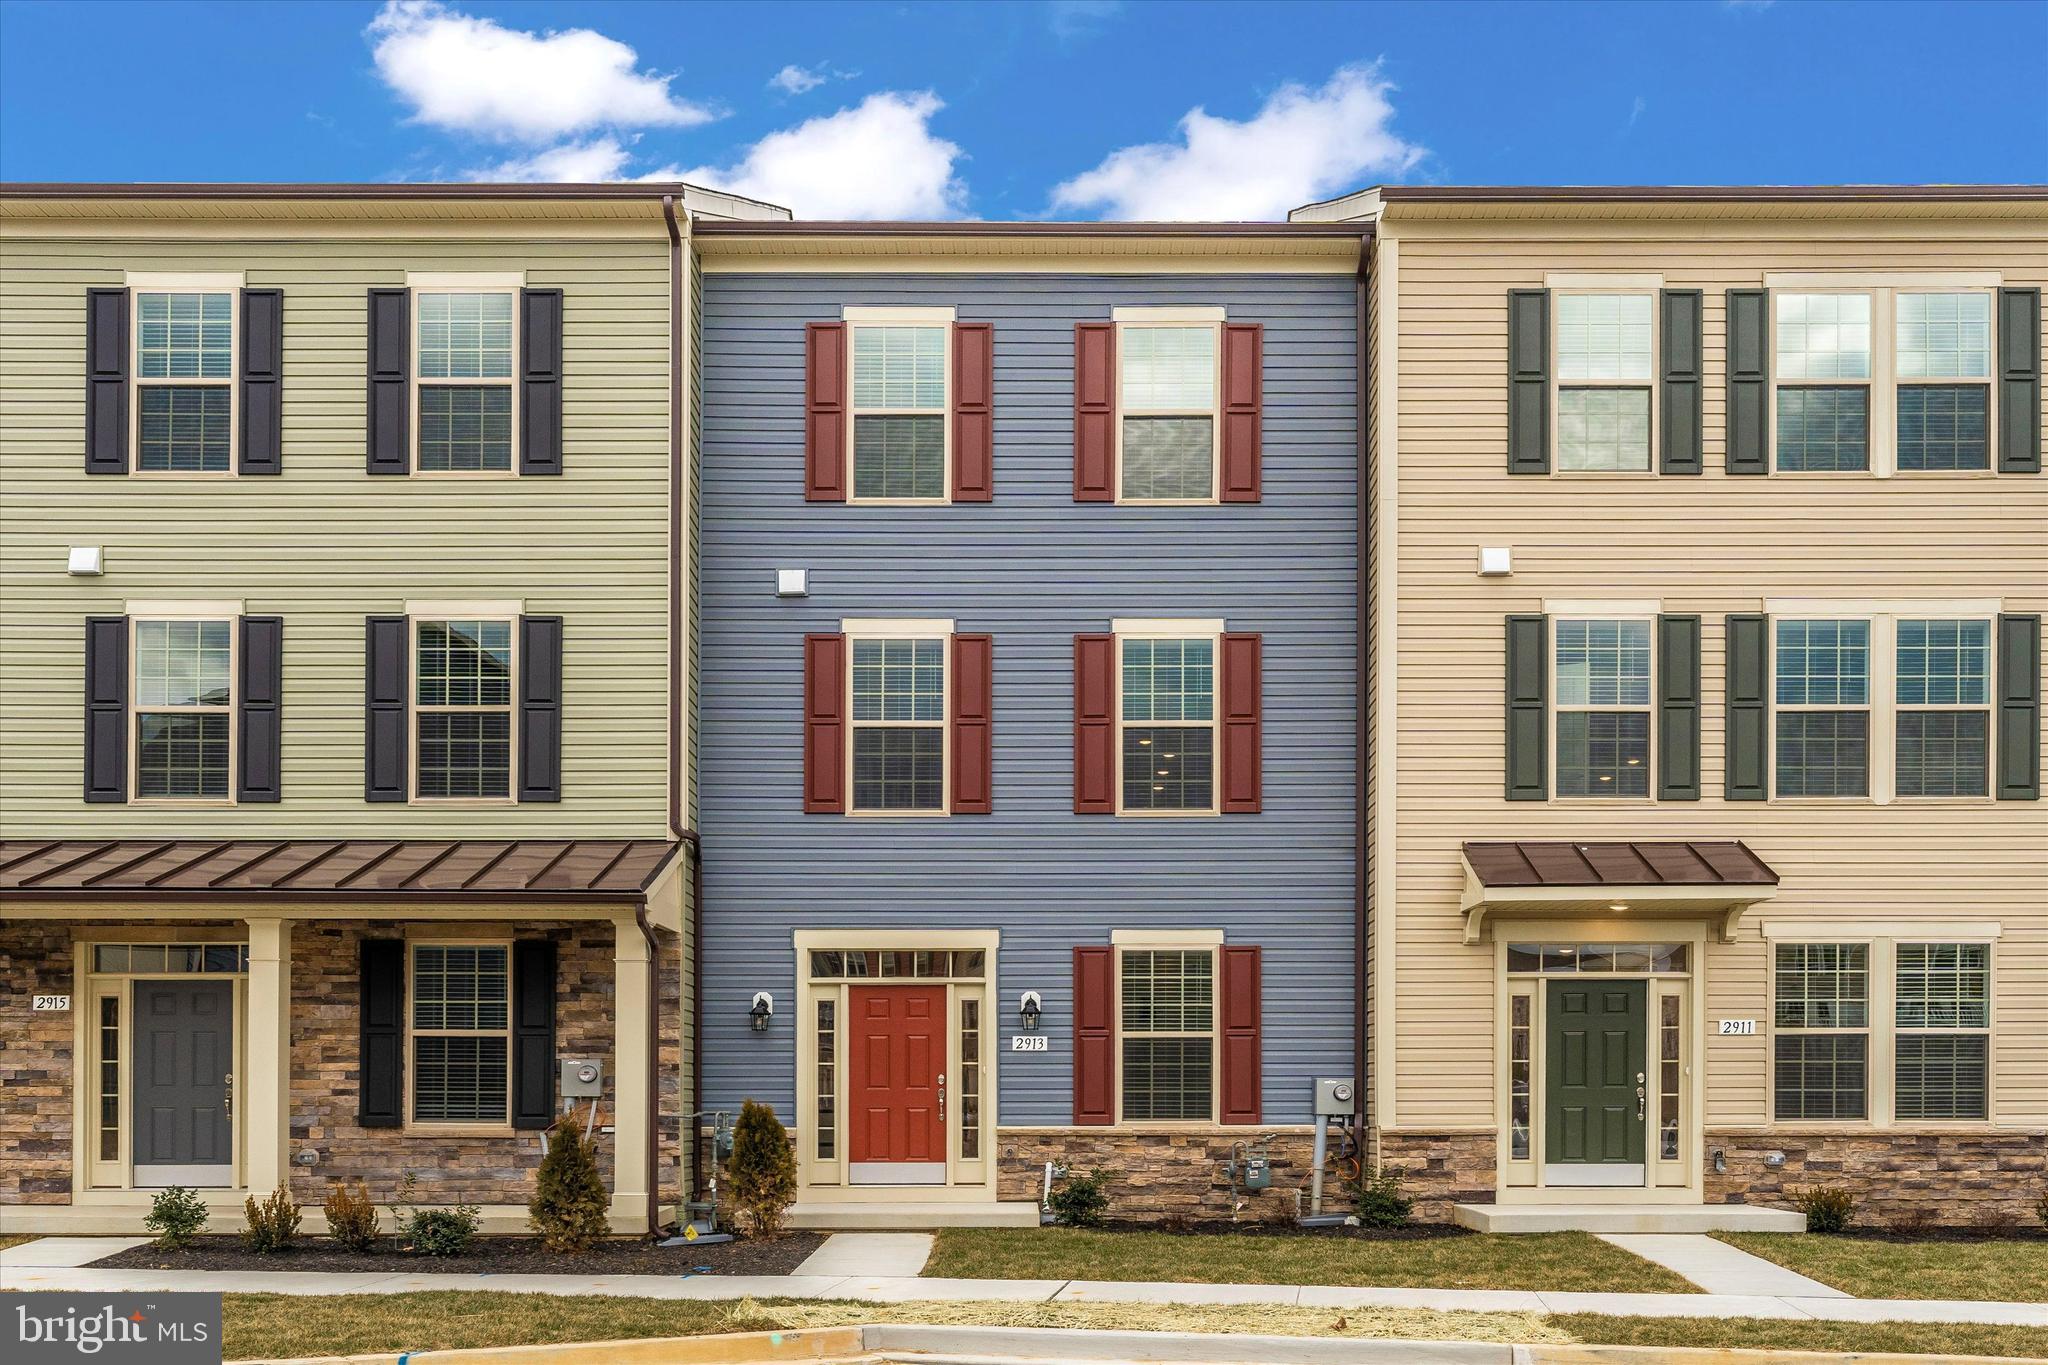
[0, 839, 682, 906]
[1458, 840, 1778, 944]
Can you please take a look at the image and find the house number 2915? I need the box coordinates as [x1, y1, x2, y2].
[1717, 1018, 1758, 1035]
[32, 994, 71, 1012]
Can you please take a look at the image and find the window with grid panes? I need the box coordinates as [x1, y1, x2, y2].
[135, 291, 234, 472]
[1895, 619, 1992, 797]
[415, 619, 513, 799]
[1553, 619, 1651, 796]
[1555, 294, 1653, 471]
[411, 944, 510, 1123]
[1120, 637, 1215, 811]
[1896, 293, 1992, 472]
[133, 619, 233, 799]
[850, 325, 947, 500]
[1120, 949, 1214, 1121]
[1895, 943, 1990, 1120]
[1119, 326, 1216, 500]
[1773, 942, 1869, 1120]
[1775, 294, 1872, 472]
[850, 638, 945, 811]
[416, 292, 515, 472]
[1775, 620, 1871, 797]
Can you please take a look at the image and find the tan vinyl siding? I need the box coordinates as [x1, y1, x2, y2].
[0, 229, 673, 837]
[1381, 214, 2048, 1133]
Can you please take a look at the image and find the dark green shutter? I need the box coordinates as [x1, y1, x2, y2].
[1660, 290, 1703, 475]
[511, 939, 558, 1130]
[1998, 288, 2040, 474]
[1724, 614, 1770, 800]
[1507, 290, 1549, 474]
[1997, 613, 2040, 800]
[357, 939, 404, 1128]
[1657, 614, 1701, 800]
[1505, 614, 1547, 800]
[1725, 289, 1770, 475]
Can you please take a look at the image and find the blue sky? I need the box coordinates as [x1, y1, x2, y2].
[1, 0, 2043, 219]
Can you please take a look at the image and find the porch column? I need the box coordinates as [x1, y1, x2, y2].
[243, 917, 292, 1195]
[611, 914, 651, 1227]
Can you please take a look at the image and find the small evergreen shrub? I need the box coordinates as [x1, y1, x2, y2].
[529, 1108, 611, 1252]
[1792, 1186, 1856, 1234]
[1047, 1168, 1112, 1228]
[242, 1183, 303, 1254]
[727, 1099, 798, 1237]
[1353, 1162, 1414, 1229]
[144, 1185, 209, 1250]
[323, 1179, 380, 1253]
[404, 1205, 481, 1257]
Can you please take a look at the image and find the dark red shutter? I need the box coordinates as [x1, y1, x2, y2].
[950, 633, 993, 813]
[1074, 323, 1115, 501]
[952, 323, 994, 501]
[1219, 632, 1263, 813]
[1219, 944, 1262, 1124]
[1073, 633, 1116, 813]
[805, 322, 848, 501]
[1219, 323, 1263, 502]
[1073, 945, 1115, 1125]
[804, 632, 847, 812]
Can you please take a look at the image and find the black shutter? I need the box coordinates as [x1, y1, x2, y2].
[357, 939, 405, 1128]
[1504, 614, 1547, 800]
[237, 615, 283, 803]
[1998, 287, 2041, 474]
[1997, 613, 2041, 800]
[517, 615, 563, 802]
[520, 287, 563, 476]
[1507, 289, 1549, 474]
[84, 615, 128, 802]
[1725, 289, 1770, 475]
[366, 288, 410, 475]
[364, 615, 408, 802]
[1725, 613, 1770, 800]
[511, 938, 557, 1130]
[1660, 289, 1703, 475]
[239, 288, 283, 475]
[85, 288, 129, 475]
[1657, 614, 1702, 800]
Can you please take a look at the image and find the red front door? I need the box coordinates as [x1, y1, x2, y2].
[848, 985, 946, 1175]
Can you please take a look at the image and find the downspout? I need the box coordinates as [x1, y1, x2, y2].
[1354, 231, 1373, 1149]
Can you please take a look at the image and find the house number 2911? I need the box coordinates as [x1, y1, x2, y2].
[1717, 1018, 1758, 1036]
[32, 994, 71, 1012]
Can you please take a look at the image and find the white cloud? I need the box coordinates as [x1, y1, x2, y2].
[1051, 63, 1423, 221]
[681, 91, 965, 219]
[769, 64, 826, 95]
[1047, 0, 1123, 40]
[465, 137, 636, 183]
[367, 0, 715, 142]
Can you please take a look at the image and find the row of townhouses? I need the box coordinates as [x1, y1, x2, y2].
[0, 181, 2041, 1236]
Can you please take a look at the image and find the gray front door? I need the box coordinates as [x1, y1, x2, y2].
[133, 980, 234, 1186]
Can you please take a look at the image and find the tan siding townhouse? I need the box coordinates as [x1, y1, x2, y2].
[0, 183, 786, 1235]
[1304, 184, 2048, 1228]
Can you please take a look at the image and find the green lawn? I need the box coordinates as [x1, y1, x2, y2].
[1717, 1232, 2048, 1302]
[923, 1227, 1698, 1293]
[0, 1235, 37, 1252]
[1549, 1312, 2048, 1360]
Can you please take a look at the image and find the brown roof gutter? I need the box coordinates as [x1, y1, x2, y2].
[1370, 183, 2048, 204]
[0, 180, 769, 204]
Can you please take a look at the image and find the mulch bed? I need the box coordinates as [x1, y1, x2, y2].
[93, 1231, 827, 1276]
[1095, 1219, 1472, 1240]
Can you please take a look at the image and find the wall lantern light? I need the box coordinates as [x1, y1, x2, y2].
[749, 991, 774, 1032]
[1019, 990, 1042, 1032]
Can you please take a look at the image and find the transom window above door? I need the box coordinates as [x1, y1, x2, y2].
[1118, 321, 1218, 501]
[415, 290, 515, 473]
[135, 290, 235, 473]
[1555, 293, 1653, 472]
[133, 618, 233, 801]
[850, 323, 948, 501]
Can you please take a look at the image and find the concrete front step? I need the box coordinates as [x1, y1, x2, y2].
[1453, 1202, 1806, 1234]
[788, 1200, 1042, 1230]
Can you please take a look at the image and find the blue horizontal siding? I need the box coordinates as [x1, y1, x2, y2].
[699, 273, 1357, 1126]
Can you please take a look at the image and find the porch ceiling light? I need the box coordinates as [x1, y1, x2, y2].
[1609, 902, 1630, 913]
[749, 991, 774, 1032]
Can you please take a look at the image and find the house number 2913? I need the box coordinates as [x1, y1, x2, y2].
[1010, 1035, 1049, 1052]
[1717, 1018, 1758, 1036]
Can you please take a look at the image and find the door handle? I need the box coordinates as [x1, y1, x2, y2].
[937, 1072, 946, 1121]
[1635, 1071, 1646, 1121]
[224, 1072, 234, 1118]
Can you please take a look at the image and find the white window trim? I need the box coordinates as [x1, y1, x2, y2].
[1893, 940, 1995, 1125]
[845, 316, 953, 506]
[1769, 939, 1875, 1127]
[408, 613, 519, 806]
[128, 611, 237, 808]
[404, 938, 514, 1133]
[405, 271, 526, 288]
[410, 284, 521, 480]
[1113, 619, 1223, 817]
[1113, 939, 1221, 1127]
[1114, 316, 1223, 506]
[1543, 272, 1666, 291]
[129, 283, 239, 479]
[843, 619, 952, 817]
[1548, 612, 1656, 804]
[1549, 286, 1659, 478]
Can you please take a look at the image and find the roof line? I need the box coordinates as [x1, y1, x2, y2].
[0, 181, 788, 209]
[1370, 183, 2048, 204]
[692, 219, 1370, 239]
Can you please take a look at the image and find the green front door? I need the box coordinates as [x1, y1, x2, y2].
[1545, 980, 1646, 1176]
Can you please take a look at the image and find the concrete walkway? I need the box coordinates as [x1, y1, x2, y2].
[1598, 1233, 1847, 1298]
[793, 1233, 934, 1278]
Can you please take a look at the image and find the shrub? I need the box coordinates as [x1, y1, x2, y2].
[529, 1108, 611, 1252]
[2037, 1184, 2047, 1230]
[1886, 1203, 1937, 1236]
[1792, 1186, 1856, 1234]
[242, 1183, 302, 1254]
[1047, 1168, 1113, 1228]
[404, 1205, 481, 1257]
[1354, 1162, 1415, 1230]
[144, 1185, 209, 1250]
[322, 1180, 380, 1253]
[727, 1099, 798, 1237]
